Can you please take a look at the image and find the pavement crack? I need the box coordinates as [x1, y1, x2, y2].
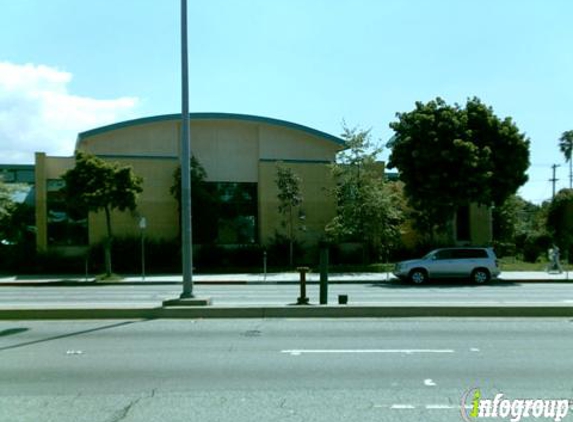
[107, 397, 142, 422]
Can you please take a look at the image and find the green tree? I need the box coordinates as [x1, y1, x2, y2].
[326, 126, 404, 261]
[170, 156, 219, 244]
[559, 130, 573, 189]
[387, 97, 530, 241]
[546, 189, 573, 258]
[62, 152, 143, 277]
[275, 164, 304, 267]
[0, 180, 13, 234]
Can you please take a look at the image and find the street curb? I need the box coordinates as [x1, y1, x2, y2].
[2, 305, 573, 320]
[2, 279, 573, 287]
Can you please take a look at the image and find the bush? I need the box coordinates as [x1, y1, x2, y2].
[265, 233, 305, 268]
[194, 244, 262, 270]
[89, 237, 181, 274]
[492, 241, 517, 258]
[522, 233, 552, 263]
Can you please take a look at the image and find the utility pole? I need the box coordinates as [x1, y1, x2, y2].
[550, 164, 560, 199]
[180, 0, 193, 298]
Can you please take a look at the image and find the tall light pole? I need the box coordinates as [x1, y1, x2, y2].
[180, 0, 194, 298]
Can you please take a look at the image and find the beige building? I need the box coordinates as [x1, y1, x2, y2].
[35, 113, 345, 253]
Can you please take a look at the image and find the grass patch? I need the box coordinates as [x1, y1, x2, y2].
[94, 273, 124, 282]
[498, 257, 573, 272]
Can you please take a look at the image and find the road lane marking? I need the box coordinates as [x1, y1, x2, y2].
[426, 404, 456, 409]
[281, 349, 455, 356]
[375, 404, 465, 410]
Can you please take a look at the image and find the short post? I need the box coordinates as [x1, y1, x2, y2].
[263, 250, 267, 281]
[139, 217, 147, 282]
[297, 266, 310, 305]
[85, 254, 89, 283]
[319, 241, 329, 305]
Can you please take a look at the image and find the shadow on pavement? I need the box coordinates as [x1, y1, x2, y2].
[0, 320, 149, 352]
[0, 327, 29, 337]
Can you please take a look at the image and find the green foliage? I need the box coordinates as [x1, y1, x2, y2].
[63, 152, 143, 217]
[195, 243, 265, 270]
[0, 181, 17, 243]
[387, 97, 530, 236]
[521, 233, 553, 263]
[62, 151, 143, 276]
[275, 164, 304, 266]
[546, 189, 573, 251]
[170, 155, 208, 199]
[88, 237, 181, 274]
[0, 181, 35, 251]
[265, 232, 305, 267]
[326, 126, 404, 261]
[559, 130, 573, 189]
[0, 180, 12, 221]
[493, 195, 536, 243]
[559, 130, 573, 163]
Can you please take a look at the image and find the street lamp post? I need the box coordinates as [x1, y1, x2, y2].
[180, 0, 194, 298]
[163, 0, 211, 307]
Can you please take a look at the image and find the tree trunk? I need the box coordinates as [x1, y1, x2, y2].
[104, 206, 113, 277]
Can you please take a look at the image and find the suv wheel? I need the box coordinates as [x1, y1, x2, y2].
[409, 269, 428, 284]
[471, 268, 490, 284]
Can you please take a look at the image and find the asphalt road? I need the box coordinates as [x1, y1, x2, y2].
[1, 281, 573, 308]
[1, 318, 572, 422]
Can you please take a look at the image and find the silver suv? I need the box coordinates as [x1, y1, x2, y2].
[393, 247, 500, 284]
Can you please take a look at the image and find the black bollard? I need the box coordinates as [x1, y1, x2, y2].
[319, 242, 329, 305]
[296, 267, 310, 305]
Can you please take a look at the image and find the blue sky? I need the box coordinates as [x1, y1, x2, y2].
[1, 0, 572, 204]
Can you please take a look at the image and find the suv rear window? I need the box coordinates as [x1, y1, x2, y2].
[452, 249, 488, 259]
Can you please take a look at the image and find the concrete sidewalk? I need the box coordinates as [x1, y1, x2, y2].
[1, 271, 572, 320]
[1, 271, 573, 286]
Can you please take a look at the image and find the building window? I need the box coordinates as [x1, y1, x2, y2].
[193, 182, 257, 245]
[46, 179, 88, 246]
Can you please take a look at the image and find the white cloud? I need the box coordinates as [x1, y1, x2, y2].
[0, 61, 138, 163]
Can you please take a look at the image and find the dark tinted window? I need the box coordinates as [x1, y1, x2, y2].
[434, 249, 454, 260]
[452, 249, 488, 259]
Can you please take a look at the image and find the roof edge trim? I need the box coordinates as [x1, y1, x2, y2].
[76, 113, 345, 147]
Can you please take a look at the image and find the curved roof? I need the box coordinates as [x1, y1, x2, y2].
[77, 112, 345, 147]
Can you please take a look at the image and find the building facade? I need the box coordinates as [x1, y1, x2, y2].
[34, 113, 345, 253]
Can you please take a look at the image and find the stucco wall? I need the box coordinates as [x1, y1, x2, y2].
[86, 157, 179, 244]
[37, 115, 344, 251]
[258, 160, 336, 247]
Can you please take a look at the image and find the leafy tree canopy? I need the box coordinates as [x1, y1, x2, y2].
[327, 126, 404, 259]
[63, 151, 143, 218]
[387, 97, 530, 231]
[62, 151, 143, 277]
[546, 188, 573, 250]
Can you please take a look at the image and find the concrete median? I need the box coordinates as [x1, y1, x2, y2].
[2, 304, 573, 320]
